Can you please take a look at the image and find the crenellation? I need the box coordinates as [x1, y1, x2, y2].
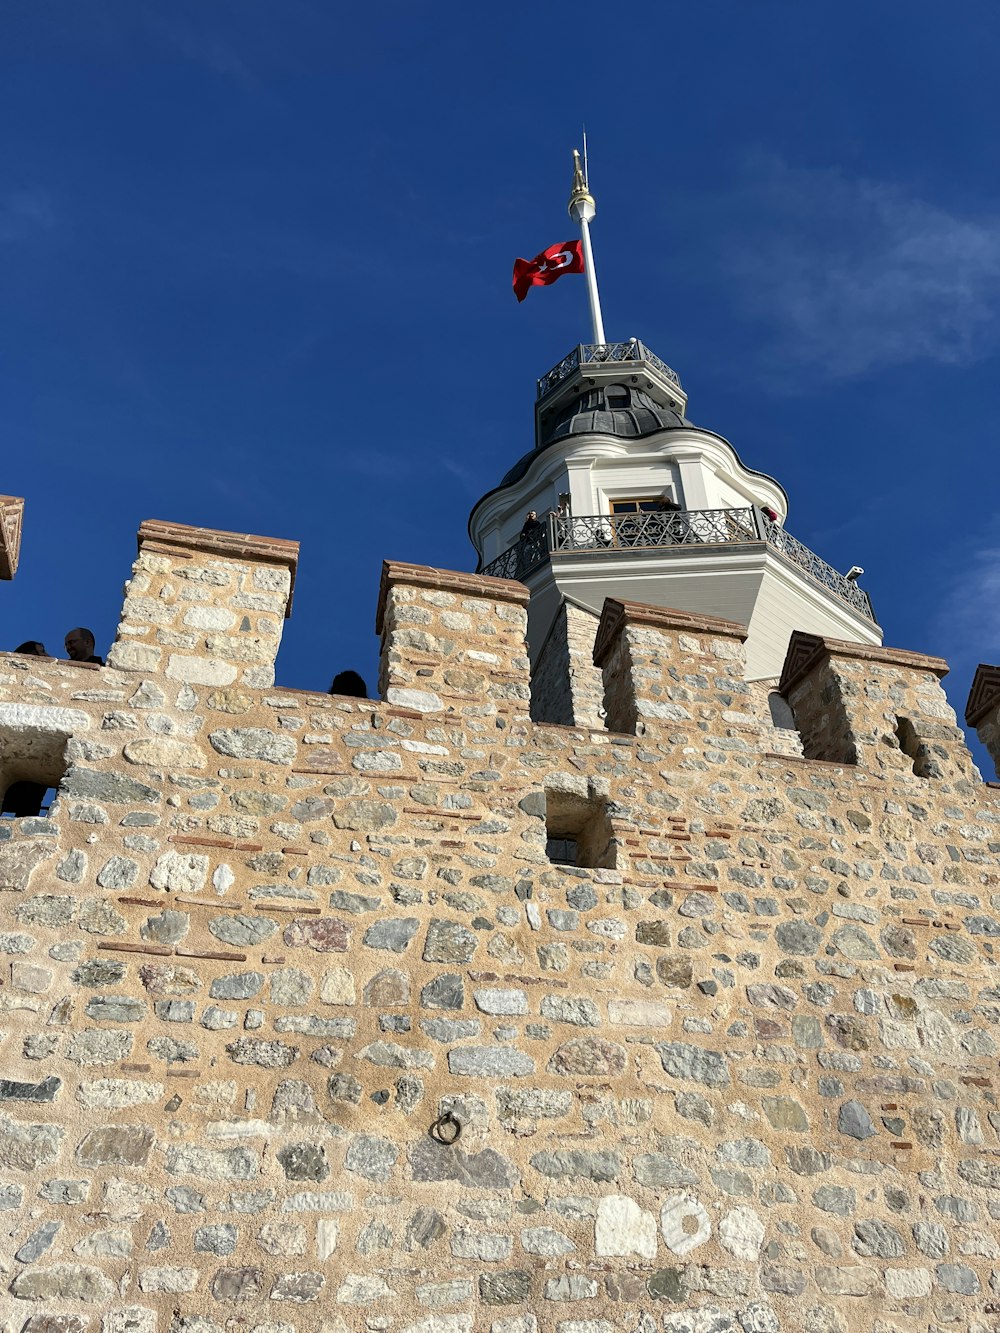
[1, 525, 1000, 1329]
[780, 631, 980, 792]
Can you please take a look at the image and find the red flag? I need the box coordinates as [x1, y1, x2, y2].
[512, 239, 584, 302]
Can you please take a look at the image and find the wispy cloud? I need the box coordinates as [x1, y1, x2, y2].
[716, 155, 1000, 380]
[0, 190, 54, 242]
[138, 6, 256, 85]
[935, 536, 1000, 666]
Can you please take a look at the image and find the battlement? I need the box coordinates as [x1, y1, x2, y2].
[2, 517, 1000, 1332]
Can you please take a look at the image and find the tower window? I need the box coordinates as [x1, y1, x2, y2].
[543, 783, 614, 869]
[605, 385, 630, 410]
[0, 728, 70, 820]
[894, 716, 940, 778]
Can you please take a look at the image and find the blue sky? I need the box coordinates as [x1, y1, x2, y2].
[3, 1, 999, 770]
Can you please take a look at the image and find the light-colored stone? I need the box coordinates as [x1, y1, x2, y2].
[660, 1193, 711, 1255]
[595, 1194, 658, 1259]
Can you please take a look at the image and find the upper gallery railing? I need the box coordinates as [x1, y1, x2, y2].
[480, 506, 876, 623]
[537, 341, 681, 400]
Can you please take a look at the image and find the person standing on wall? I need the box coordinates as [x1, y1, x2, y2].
[64, 627, 103, 665]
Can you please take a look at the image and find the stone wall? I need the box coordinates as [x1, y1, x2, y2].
[529, 602, 604, 731]
[0, 520, 1000, 1333]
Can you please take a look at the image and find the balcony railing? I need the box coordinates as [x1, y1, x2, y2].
[537, 341, 681, 400]
[480, 507, 876, 622]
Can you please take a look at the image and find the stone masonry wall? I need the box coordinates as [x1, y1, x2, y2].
[1, 522, 1000, 1333]
[529, 603, 604, 732]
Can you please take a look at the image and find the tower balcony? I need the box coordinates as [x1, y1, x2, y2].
[480, 505, 876, 626]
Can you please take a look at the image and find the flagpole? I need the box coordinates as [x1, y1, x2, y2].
[568, 148, 606, 346]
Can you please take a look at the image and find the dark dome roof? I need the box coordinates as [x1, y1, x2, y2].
[541, 383, 687, 446]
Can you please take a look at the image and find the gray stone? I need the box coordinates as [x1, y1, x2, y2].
[364, 917, 420, 952]
[424, 919, 477, 963]
[194, 1223, 237, 1254]
[83, 994, 146, 1026]
[269, 966, 313, 1006]
[633, 1154, 697, 1188]
[277, 1142, 329, 1181]
[913, 1220, 948, 1257]
[421, 973, 464, 1009]
[208, 914, 277, 946]
[202, 1006, 238, 1030]
[270, 1270, 324, 1302]
[327, 1072, 362, 1103]
[79, 897, 127, 936]
[211, 971, 264, 1000]
[138, 963, 201, 997]
[149, 851, 209, 893]
[475, 987, 528, 1015]
[813, 1185, 854, 1214]
[424, 1018, 482, 1039]
[165, 1186, 205, 1213]
[409, 1137, 519, 1188]
[208, 728, 295, 765]
[775, 920, 820, 955]
[657, 1041, 730, 1087]
[448, 1047, 534, 1077]
[479, 1271, 532, 1305]
[333, 799, 397, 831]
[838, 1099, 876, 1140]
[16, 1219, 61, 1261]
[548, 1036, 626, 1077]
[540, 995, 600, 1027]
[210, 1265, 264, 1302]
[71, 1027, 137, 1068]
[328, 889, 380, 913]
[935, 1263, 980, 1294]
[405, 1206, 446, 1250]
[345, 1134, 399, 1182]
[71, 958, 126, 988]
[530, 1150, 619, 1182]
[62, 766, 160, 805]
[155, 999, 194, 1022]
[762, 1096, 809, 1132]
[147, 1035, 198, 1063]
[77, 1124, 154, 1166]
[10, 1263, 116, 1302]
[139, 906, 189, 949]
[226, 1037, 298, 1067]
[853, 1218, 905, 1258]
[97, 856, 139, 889]
[166, 1145, 258, 1180]
[17, 894, 75, 926]
[0, 1073, 61, 1102]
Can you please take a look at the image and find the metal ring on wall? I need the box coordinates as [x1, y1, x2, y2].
[429, 1111, 462, 1145]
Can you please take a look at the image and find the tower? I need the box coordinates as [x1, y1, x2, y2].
[469, 157, 882, 728]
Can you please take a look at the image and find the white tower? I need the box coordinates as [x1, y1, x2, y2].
[469, 155, 881, 728]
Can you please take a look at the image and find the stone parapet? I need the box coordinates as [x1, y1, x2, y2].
[3, 530, 1000, 1329]
[593, 599, 759, 756]
[376, 560, 531, 721]
[106, 519, 299, 690]
[966, 663, 1000, 778]
[779, 630, 978, 787]
[529, 599, 604, 728]
[0, 494, 24, 580]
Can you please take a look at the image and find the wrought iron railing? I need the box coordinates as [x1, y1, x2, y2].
[537, 341, 681, 400]
[480, 507, 876, 622]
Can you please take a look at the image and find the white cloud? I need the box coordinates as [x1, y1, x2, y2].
[719, 156, 1000, 379]
[936, 539, 1000, 660]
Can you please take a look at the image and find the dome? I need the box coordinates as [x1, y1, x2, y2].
[540, 383, 687, 446]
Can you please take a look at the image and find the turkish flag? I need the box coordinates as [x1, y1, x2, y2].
[512, 240, 584, 302]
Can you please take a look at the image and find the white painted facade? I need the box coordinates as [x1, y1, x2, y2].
[468, 343, 881, 693]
